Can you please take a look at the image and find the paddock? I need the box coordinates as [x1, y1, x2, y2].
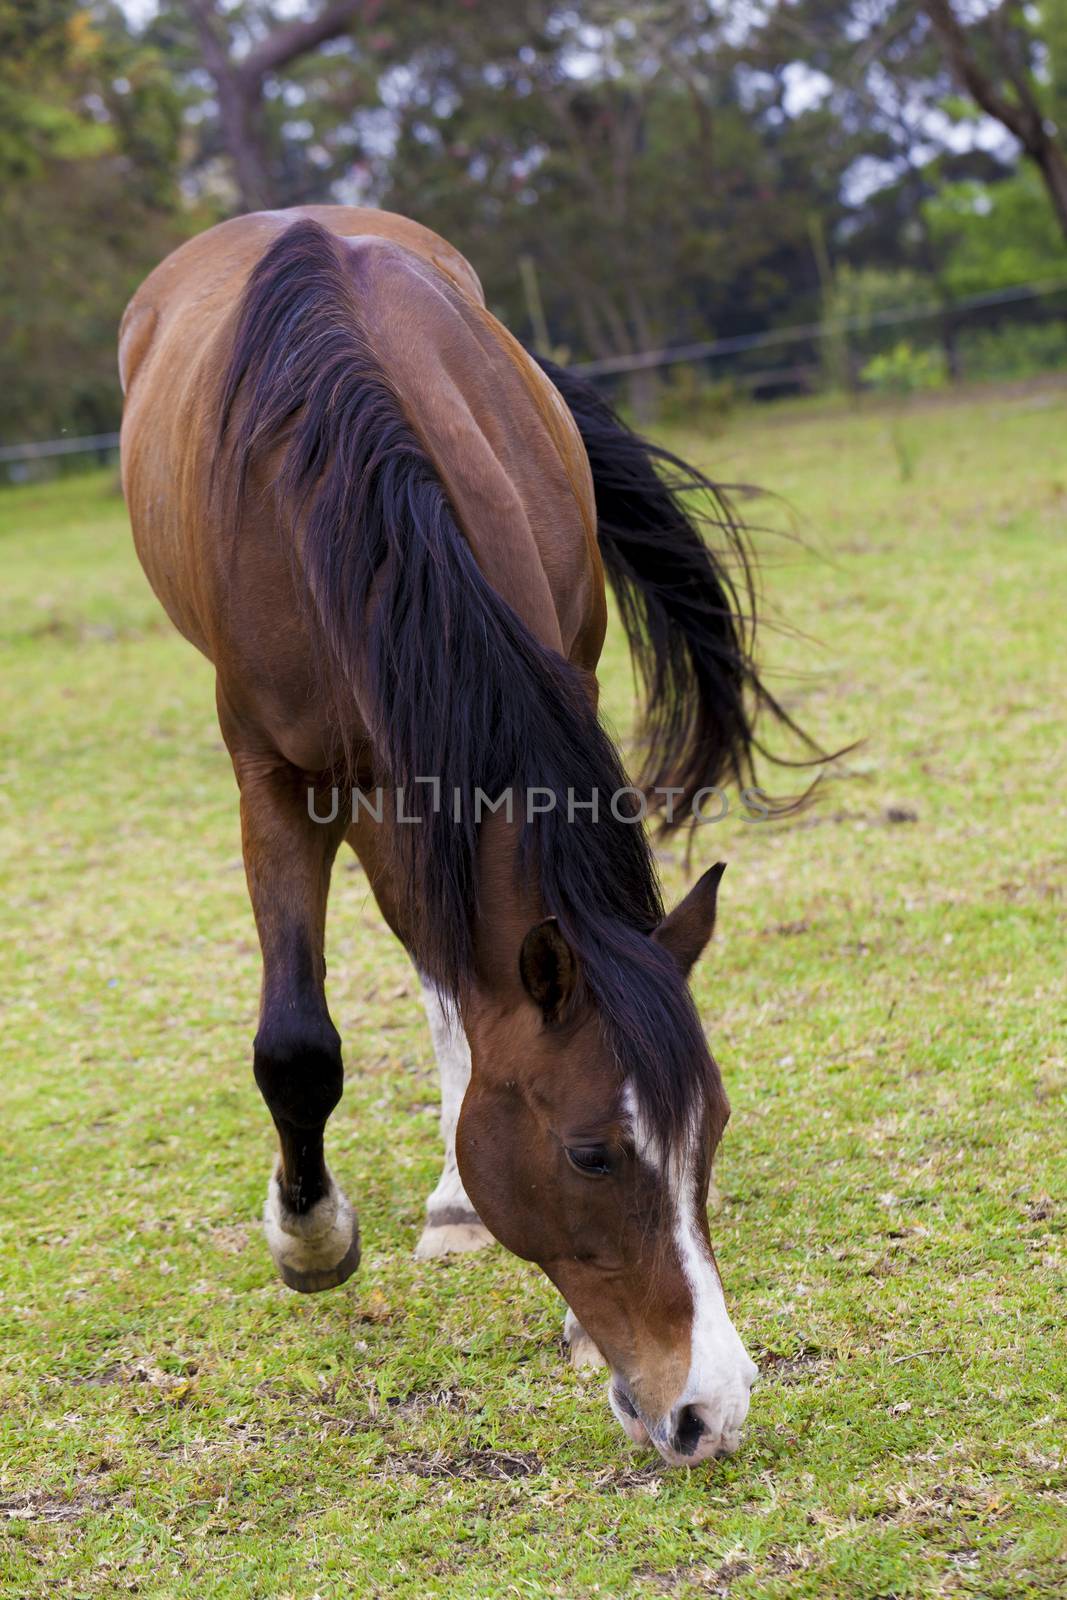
[2, 384, 1064, 1597]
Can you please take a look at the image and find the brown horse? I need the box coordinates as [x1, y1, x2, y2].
[120, 206, 803, 1465]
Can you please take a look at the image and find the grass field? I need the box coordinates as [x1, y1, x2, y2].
[1, 385, 1065, 1599]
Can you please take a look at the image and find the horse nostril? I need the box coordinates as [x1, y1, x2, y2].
[672, 1404, 707, 1457]
[612, 1384, 639, 1422]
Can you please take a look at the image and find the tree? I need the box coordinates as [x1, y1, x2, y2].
[925, 165, 1067, 296]
[178, 0, 371, 209]
[376, 1, 860, 391]
[0, 2, 195, 441]
[0, 1, 112, 180]
[923, 0, 1067, 241]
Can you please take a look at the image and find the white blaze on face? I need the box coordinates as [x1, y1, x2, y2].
[621, 1084, 758, 1464]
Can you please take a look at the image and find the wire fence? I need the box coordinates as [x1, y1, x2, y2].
[569, 277, 1067, 378]
[5, 275, 1067, 480]
[0, 432, 120, 467]
[574, 276, 1067, 418]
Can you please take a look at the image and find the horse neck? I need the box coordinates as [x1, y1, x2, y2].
[468, 810, 544, 1003]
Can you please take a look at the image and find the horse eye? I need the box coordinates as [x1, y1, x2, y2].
[565, 1144, 613, 1177]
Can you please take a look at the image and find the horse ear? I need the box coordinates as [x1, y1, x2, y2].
[519, 917, 578, 1023]
[653, 862, 726, 976]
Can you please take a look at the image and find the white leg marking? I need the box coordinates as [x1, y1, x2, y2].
[263, 1158, 360, 1293]
[564, 1306, 607, 1371]
[414, 977, 495, 1259]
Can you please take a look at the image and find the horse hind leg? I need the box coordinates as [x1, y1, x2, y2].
[564, 1307, 607, 1371]
[414, 978, 494, 1260]
[235, 753, 361, 1293]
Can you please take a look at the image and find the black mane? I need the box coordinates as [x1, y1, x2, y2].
[219, 219, 720, 1147]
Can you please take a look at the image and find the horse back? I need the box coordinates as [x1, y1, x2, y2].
[120, 207, 602, 771]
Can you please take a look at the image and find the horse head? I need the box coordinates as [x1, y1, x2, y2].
[458, 864, 758, 1465]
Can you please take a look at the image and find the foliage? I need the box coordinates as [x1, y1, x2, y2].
[653, 365, 735, 429]
[957, 316, 1067, 382]
[0, 1, 111, 180]
[925, 169, 1067, 299]
[1046, 0, 1067, 137]
[861, 339, 947, 395]
[2, 1, 1067, 436]
[829, 265, 935, 328]
[372, 7, 855, 384]
[824, 264, 939, 382]
[2, 392, 1066, 1595]
[0, 3, 199, 442]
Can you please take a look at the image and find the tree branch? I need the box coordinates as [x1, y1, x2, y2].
[239, 0, 366, 88]
[923, 0, 1067, 240]
[183, 0, 367, 208]
[922, 0, 1042, 150]
[184, 0, 234, 84]
[988, 2, 1043, 125]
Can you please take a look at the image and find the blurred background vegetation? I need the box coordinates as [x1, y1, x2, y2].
[3, 0, 1067, 451]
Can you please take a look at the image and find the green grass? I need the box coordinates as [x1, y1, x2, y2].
[1, 386, 1065, 1598]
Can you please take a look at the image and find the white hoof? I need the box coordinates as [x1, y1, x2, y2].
[414, 1209, 495, 1260]
[564, 1307, 606, 1371]
[263, 1161, 361, 1293]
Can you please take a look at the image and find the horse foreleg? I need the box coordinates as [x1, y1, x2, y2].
[344, 819, 493, 1262]
[235, 754, 360, 1293]
[413, 979, 494, 1260]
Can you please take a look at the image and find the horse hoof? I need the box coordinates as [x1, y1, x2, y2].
[564, 1308, 606, 1371]
[414, 1208, 495, 1260]
[264, 1164, 361, 1293]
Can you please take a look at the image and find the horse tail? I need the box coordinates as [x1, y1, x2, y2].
[529, 354, 826, 819]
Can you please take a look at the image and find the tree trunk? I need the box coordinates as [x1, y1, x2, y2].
[215, 70, 272, 211]
[940, 313, 961, 383]
[1033, 137, 1067, 243]
[627, 363, 659, 425]
[186, 0, 273, 209]
[624, 285, 660, 422]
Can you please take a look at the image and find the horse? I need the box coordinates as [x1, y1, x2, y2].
[119, 206, 804, 1466]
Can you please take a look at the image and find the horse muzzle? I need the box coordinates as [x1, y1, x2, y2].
[608, 1357, 757, 1466]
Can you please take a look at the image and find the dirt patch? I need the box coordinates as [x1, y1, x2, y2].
[75, 1358, 196, 1392]
[757, 1346, 830, 1384]
[592, 1461, 668, 1492]
[997, 869, 1064, 904]
[633, 1557, 754, 1595]
[387, 1386, 466, 1419]
[884, 804, 919, 824]
[208, 1223, 251, 1254]
[764, 918, 811, 938]
[1, 1486, 125, 1523]
[383, 1448, 541, 1481]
